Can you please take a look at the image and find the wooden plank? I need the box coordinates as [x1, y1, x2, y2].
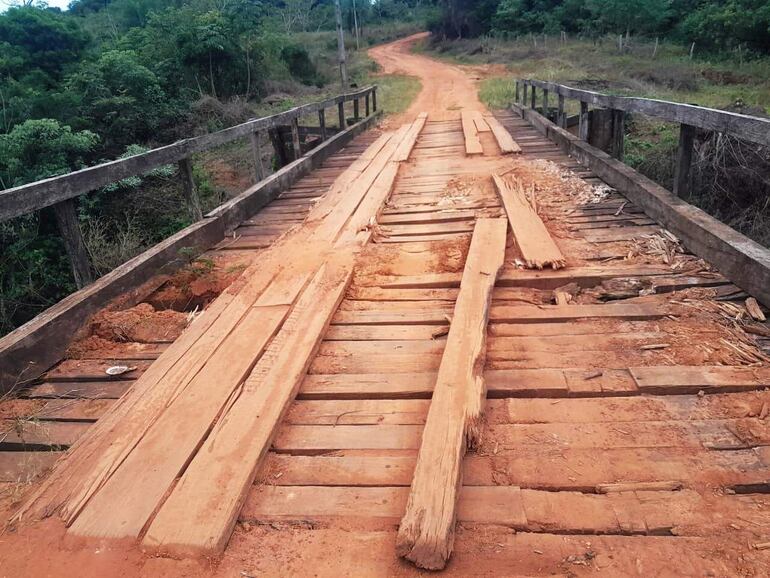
[0, 451, 61, 483]
[461, 111, 483, 156]
[631, 366, 770, 394]
[392, 113, 428, 162]
[485, 114, 521, 154]
[493, 174, 565, 269]
[1, 421, 89, 450]
[397, 218, 507, 570]
[143, 262, 352, 554]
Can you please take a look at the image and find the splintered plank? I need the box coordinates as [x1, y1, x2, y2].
[396, 218, 507, 570]
[392, 113, 428, 162]
[493, 174, 566, 269]
[461, 111, 483, 156]
[143, 261, 352, 555]
[485, 115, 521, 154]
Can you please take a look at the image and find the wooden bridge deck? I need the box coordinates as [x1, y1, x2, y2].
[2, 112, 769, 576]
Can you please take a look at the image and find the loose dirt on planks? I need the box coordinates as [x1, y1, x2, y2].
[2, 32, 770, 578]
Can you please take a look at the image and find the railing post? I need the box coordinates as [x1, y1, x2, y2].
[290, 117, 302, 160]
[52, 198, 93, 288]
[178, 157, 203, 221]
[579, 101, 589, 141]
[249, 130, 264, 182]
[543, 88, 549, 118]
[557, 93, 566, 128]
[611, 109, 625, 161]
[522, 83, 528, 107]
[372, 87, 377, 112]
[365, 93, 370, 117]
[530, 85, 536, 110]
[318, 109, 327, 140]
[674, 124, 696, 197]
[338, 101, 345, 129]
[515, 80, 520, 104]
[353, 97, 360, 121]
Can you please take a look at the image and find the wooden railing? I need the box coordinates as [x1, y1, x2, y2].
[0, 85, 377, 287]
[516, 79, 770, 198]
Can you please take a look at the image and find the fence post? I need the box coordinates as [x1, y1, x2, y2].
[318, 109, 327, 140]
[249, 131, 264, 182]
[522, 83, 528, 107]
[543, 88, 549, 118]
[353, 97, 360, 121]
[290, 117, 302, 160]
[579, 101, 589, 141]
[372, 88, 377, 112]
[557, 93, 566, 128]
[530, 85, 536, 110]
[178, 157, 203, 221]
[52, 198, 93, 288]
[515, 80, 520, 104]
[338, 101, 345, 129]
[611, 109, 625, 161]
[365, 93, 370, 117]
[674, 124, 696, 197]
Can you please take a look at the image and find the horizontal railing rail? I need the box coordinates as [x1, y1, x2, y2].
[0, 86, 377, 223]
[518, 79, 770, 147]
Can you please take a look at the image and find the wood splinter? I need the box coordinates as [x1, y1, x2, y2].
[396, 218, 508, 570]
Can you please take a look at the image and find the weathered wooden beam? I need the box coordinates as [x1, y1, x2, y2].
[290, 118, 302, 160]
[530, 85, 536, 109]
[543, 88, 549, 118]
[249, 131, 265, 182]
[525, 79, 770, 147]
[579, 101, 589, 141]
[515, 80, 520, 103]
[372, 88, 377, 112]
[365, 93, 370, 117]
[52, 199, 93, 289]
[557, 93, 566, 128]
[611, 109, 625, 161]
[338, 101, 346, 129]
[0, 86, 377, 223]
[318, 109, 327, 140]
[353, 98, 360, 121]
[396, 218, 508, 570]
[178, 158, 203, 221]
[674, 124, 696, 198]
[522, 83, 528, 106]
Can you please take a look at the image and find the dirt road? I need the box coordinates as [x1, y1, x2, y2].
[369, 32, 486, 123]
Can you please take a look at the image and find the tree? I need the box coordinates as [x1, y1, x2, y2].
[0, 6, 90, 82]
[0, 118, 98, 187]
[586, 0, 672, 36]
[65, 50, 171, 153]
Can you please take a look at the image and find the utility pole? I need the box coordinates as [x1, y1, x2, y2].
[352, 0, 361, 51]
[334, 0, 348, 89]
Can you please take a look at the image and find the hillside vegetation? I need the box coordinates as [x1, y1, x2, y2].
[0, 0, 428, 334]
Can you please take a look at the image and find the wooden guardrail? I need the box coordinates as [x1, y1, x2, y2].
[0, 85, 377, 287]
[511, 79, 770, 310]
[516, 79, 770, 198]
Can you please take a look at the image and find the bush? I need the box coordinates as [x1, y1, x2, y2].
[281, 45, 323, 86]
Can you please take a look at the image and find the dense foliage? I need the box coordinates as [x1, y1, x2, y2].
[0, 0, 429, 333]
[430, 0, 770, 54]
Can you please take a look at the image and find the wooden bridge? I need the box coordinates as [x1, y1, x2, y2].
[1, 69, 770, 576]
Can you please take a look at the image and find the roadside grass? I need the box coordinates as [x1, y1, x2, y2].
[422, 35, 770, 247]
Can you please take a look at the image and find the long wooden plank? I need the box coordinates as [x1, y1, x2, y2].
[461, 111, 483, 156]
[485, 114, 521, 154]
[396, 218, 507, 570]
[493, 173, 565, 269]
[143, 261, 352, 554]
[392, 113, 428, 162]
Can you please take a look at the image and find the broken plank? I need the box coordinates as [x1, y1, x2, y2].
[397, 218, 507, 570]
[485, 114, 521, 154]
[461, 111, 483, 156]
[493, 173, 565, 269]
